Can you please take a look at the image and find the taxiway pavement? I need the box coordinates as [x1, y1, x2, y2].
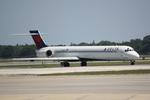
[0, 65, 149, 75]
[0, 74, 150, 100]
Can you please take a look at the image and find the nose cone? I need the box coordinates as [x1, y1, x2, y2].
[130, 51, 140, 59]
[126, 51, 140, 59]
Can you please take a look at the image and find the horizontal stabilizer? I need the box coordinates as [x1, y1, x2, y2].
[12, 33, 47, 36]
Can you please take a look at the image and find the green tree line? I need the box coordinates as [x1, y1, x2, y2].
[0, 44, 36, 58]
[71, 35, 150, 55]
[0, 35, 150, 58]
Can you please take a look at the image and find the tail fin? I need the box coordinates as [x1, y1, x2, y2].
[29, 30, 47, 49]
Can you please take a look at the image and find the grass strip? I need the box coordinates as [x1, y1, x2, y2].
[40, 69, 150, 76]
[0, 60, 150, 68]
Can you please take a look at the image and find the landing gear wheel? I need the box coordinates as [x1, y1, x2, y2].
[130, 60, 135, 65]
[61, 61, 70, 67]
[81, 61, 87, 66]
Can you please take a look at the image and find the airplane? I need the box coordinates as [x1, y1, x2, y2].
[13, 30, 140, 67]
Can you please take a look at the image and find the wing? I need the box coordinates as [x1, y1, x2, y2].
[12, 57, 79, 61]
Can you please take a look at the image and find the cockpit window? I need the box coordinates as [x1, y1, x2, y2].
[125, 48, 133, 52]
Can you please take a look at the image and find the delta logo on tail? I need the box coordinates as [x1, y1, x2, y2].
[29, 30, 47, 49]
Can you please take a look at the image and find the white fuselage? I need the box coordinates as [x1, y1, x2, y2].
[36, 45, 140, 61]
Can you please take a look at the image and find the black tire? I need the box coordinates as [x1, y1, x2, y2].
[81, 61, 87, 66]
[61, 61, 70, 67]
[130, 60, 135, 65]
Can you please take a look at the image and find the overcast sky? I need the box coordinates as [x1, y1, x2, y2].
[0, 0, 150, 45]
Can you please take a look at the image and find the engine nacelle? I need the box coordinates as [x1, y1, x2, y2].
[36, 48, 55, 58]
[46, 50, 53, 57]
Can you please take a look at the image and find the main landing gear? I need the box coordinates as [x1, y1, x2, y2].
[60, 61, 87, 67]
[130, 60, 135, 65]
[61, 61, 70, 67]
[81, 61, 87, 66]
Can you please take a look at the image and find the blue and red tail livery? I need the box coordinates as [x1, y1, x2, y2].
[29, 30, 47, 49]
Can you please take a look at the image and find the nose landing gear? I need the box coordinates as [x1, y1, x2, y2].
[130, 60, 135, 65]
